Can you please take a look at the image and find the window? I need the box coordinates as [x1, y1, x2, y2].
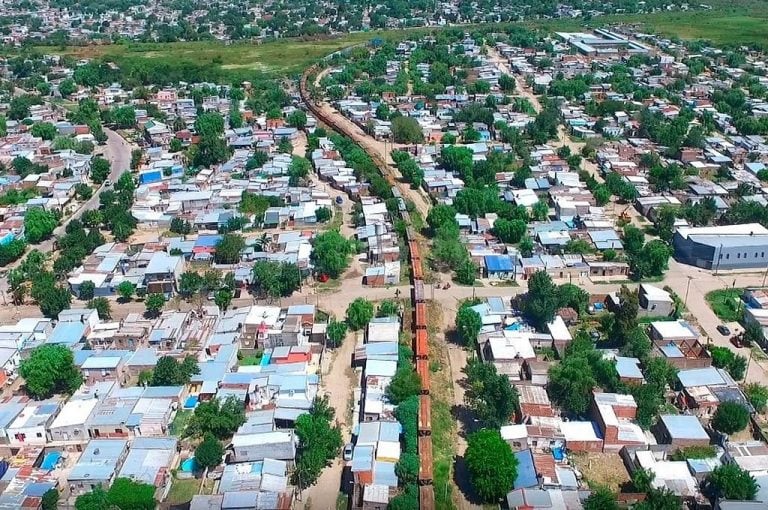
[737, 253, 741, 259]
[115, 428, 123, 434]
[36, 432, 42, 438]
[726, 254, 730, 259]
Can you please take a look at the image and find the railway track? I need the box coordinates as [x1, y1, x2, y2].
[300, 65, 436, 509]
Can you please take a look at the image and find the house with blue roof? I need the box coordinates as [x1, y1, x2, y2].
[484, 254, 516, 280]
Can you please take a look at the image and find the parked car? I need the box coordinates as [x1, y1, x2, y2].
[717, 325, 731, 336]
[343, 443, 353, 461]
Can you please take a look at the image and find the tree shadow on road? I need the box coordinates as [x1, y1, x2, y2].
[453, 454, 486, 506]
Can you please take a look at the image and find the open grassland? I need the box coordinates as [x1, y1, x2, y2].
[35, 1, 768, 80]
[43, 30, 406, 77]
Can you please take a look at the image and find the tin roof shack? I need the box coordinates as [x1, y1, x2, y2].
[650, 320, 711, 370]
[655, 415, 711, 448]
[517, 385, 554, 421]
[626, 449, 699, 498]
[676, 367, 746, 418]
[591, 392, 647, 452]
[560, 421, 604, 453]
[479, 331, 536, 382]
[638, 284, 675, 317]
[229, 431, 297, 464]
[117, 437, 178, 498]
[614, 356, 645, 385]
[6, 401, 61, 447]
[143, 252, 185, 296]
[67, 439, 128, 497]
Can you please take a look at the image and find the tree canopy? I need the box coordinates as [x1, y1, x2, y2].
[465, 429, 517, 502]
[19, 344, 82, 399]
[346, 298, 374, 330]
[292, 396, 343, 488]
[185, 396, 246, 439]
[463, 357, 519, 428]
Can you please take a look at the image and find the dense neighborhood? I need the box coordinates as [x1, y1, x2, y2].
[0, 8, 768, 510]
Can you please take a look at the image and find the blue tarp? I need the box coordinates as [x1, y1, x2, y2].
[513, 449, 538, 489]
[40, 452, 61, 471]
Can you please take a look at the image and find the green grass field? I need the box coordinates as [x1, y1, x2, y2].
[35, 3, 768, 79]
[706, 288, 744, 322]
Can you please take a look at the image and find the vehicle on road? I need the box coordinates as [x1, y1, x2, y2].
[343, 443, 353, 461]
[717, 325, 731, 336]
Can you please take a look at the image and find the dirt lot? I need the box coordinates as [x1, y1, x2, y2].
[570, 452, 630, 492]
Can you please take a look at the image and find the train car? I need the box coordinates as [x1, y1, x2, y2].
[415, 329, 428, 359]
[412, 261, 423, 281]
[413, 280, 425, 304]
[416, 358, 430, 394]
[418, 394, 432, 436]
[418, 435, 434, 485]
[414, 302, 427, 330]
[419, 486, 435, 510]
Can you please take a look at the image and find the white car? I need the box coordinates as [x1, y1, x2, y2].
[343, 443, 353, 461]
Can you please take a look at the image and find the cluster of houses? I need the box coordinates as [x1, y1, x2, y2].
[0, 300, 331, 508]
[310, 136, 402, 286]
[326, 29, 768, 284]
[346, 316, 403, 508]
[468, 289, 767, 507]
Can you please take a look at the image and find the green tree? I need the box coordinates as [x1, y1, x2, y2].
[377, 299, 399, 317]
[463, 357, 519, 428]
[214, 288, 233, 311]
[519, 235, 534, 257]
[315, 207, 332, 223]
[522, 270, 559, 329]
[326, 319, 348, 348]
[456, 303, 482, 347]
[712, 401, 750, 434]
[251, 261, 302, 298]
[455, 259, 477, 285]
[623, 225, 645, 254]
[31, 122, 57, 140]
[395, 452, 419, 485]
[465, 429, 517, 503]
[144, 293, 165, 318]
[386, 366, 421, 404]
[178, 271, 203, 298]
[185, 396, 246, 439]
[116, 281, 136, 302]
[583, 487, 619, 510]
[426, 204, 457, 233]
[391, 116, 423, 143]
[59, 78, 77, 96]
[292, 396, 343, 488]
[706, 463, 758, 501]
[78, 280, 95, 301]
[19, 344, 82, 399]
[744, 383, 768, 412]
[195, 434, 225, 470]
[88, 297, 112, 320]
[24, 207, 58, 243]
[287, 110, 307, 129]
[111, 105, 136, 128]
[41, 488, 59, 510]
[106, 477, 155, 510]
[75, 486, 108, 510]
[277, 137, 293, 154]
[151, 355, 199, 386]
[492, 218, 526, 244]
[346, 298, 374, 330]
[32, 277, 72, 318]
[311, 230, 352, 278]
[214, 234, 245, 264]
[532, 200, 549, 221]
[74, 183, 93, 201]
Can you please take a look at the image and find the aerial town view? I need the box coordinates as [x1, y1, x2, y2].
[1, 0, 768, 509]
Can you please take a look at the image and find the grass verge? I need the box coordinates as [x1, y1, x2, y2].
[427, 301, 457, 510]
[706, 288, 744, 322]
